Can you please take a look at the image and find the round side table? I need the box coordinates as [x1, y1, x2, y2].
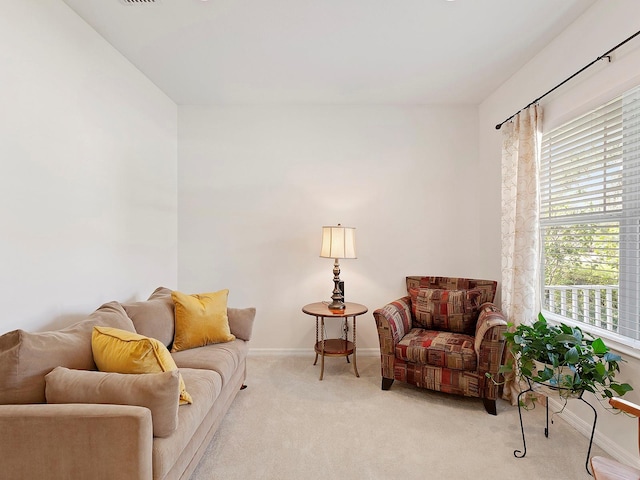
[302, 302, 368, 380]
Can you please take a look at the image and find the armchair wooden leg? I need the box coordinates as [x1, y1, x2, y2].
[381, 377, 394, 390]
[482, 398, 497, 415]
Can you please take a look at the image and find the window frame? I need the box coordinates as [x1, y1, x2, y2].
[539, 84, 640, 358]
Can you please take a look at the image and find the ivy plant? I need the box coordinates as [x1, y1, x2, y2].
[497, 313, 633, 401]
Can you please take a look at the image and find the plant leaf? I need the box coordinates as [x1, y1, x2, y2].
[591, 337, 608, 355]
[572, 328, 583, 343]
[609, 383, 634, 395]
[604, 352, 622, 363]
[556, 333, 579, 345]
[594, 362, 606, 378]
[564, 347, 579, 364]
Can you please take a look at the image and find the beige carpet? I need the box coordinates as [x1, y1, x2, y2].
[190, 355, 605, 480]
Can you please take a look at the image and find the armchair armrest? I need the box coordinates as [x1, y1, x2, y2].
[0, 403, 153, 480]
[475, 302, 508, 382]
[373, 296, 412, 353]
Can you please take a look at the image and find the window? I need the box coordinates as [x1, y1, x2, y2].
[540, 84, 640, 343]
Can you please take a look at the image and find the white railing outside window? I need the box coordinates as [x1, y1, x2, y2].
[543, 285, 618, 331]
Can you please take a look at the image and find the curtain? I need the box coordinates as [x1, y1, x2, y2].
[500, 105, 542, 404]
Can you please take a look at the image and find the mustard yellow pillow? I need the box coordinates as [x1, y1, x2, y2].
[171, 289, 235, 352]
[91, 326, 192, 405]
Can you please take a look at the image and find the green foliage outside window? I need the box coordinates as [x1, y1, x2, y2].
[542, 223, 619, 328]
[543, 223, 619, 287]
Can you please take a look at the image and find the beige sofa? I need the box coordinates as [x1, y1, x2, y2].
[0, 287, 256, 480]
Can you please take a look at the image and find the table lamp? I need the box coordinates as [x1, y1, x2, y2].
[320, 224, 356, 310]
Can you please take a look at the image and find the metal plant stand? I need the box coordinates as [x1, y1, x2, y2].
[515, 378, 598, 476]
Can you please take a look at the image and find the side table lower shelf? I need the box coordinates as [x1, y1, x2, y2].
[314, 339, 355, 358]
[313, 339, 357, 378]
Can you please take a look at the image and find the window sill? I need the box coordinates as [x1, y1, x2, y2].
[542, 310, 640, 361]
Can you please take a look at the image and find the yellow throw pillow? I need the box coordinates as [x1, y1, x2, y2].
[91, 326, 192, 405]
[171, 289, 235, 352]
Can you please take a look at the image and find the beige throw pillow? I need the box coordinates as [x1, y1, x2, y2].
[227, 307, 256, 341]
[45, 366, 180, 438]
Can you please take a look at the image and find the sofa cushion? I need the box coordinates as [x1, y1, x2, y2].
[171, 289, 235, 352]
[121, 287, 175, 348]
[396, 328, 477, 371]
[409, 288, 481, 334]
[91, 326, 192, 405]
[227, 307, 256, 342]
[152, 368, 223, 480]
[171, 339, 248, 386]
[0, 301, 136, 405]
[44, 366, 180, 438]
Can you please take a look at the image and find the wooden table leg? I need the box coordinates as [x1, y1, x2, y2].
[313, 316, 319, 366]
[319, 317, 325, 381]
[353, 316, 359, 377]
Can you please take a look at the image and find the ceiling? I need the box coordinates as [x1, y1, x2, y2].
[61, 0, 597, 105]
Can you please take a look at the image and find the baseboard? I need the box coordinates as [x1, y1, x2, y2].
[248, 348, 380, 357]
[547, 397, 640, 469]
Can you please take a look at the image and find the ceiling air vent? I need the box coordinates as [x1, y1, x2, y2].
[119, 0, 160, 5]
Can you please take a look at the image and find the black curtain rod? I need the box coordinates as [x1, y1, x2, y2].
[495, 29, 640, 130]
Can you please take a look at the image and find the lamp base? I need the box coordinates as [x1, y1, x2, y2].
[328, 258, 345, 310]
[327, 299, 346, 310]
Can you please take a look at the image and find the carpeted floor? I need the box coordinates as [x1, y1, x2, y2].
[190, 355, 605, 480]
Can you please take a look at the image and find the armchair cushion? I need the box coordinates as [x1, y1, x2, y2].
[396, 329, 476, 370]
[408, 287, 481, 334]
[406, 277, 497, 304]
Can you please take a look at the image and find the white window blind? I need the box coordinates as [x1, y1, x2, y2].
[540, 84, 640, 341]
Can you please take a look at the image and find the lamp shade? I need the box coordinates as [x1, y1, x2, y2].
[320, 225, 356, 259]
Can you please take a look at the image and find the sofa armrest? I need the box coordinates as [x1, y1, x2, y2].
[373, 296, 412, 354]
[0, 403, 153, 480]
[475, 302, 508, 377]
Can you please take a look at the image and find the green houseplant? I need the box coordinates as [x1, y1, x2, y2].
[498, 313, 633, 402]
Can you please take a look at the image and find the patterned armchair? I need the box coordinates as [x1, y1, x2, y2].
[373, 276, 508, 415]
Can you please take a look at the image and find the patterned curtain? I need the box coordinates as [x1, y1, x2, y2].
[500, 105, 542, 404]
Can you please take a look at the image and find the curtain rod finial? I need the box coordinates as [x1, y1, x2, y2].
[495, 124, 502, 130]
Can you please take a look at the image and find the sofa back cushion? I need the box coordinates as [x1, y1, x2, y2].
[408, 288, 482, 334]
[121, 287, 175, 348]
[406, 276, 497, 305]
[0, 302, 136, 405]
[227, 307, 256, 341]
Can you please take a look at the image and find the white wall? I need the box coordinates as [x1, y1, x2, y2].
[0, 1, 178, 332]
[178, 105, 485, 352]
[479, 0, 640, 467]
